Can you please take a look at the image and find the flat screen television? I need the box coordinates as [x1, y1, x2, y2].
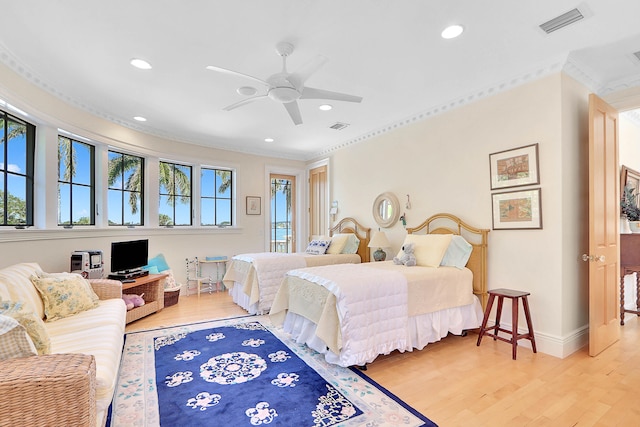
[110, 239, 148, 273]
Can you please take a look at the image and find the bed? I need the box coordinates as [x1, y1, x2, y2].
[222, 217, 371, 314]
[269, 213, 489, 367]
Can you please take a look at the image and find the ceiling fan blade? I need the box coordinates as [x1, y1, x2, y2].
[206, 65, 269, 87]
[300, 86, 363, 103]
[288, 55, 328, 90]
[223, 95, 268, 111]
[283, 101, 303, 125]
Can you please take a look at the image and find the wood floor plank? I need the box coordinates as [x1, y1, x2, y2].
[125, 292, 640, 426]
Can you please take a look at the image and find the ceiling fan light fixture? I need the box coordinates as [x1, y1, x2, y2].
[319, 104, 333, 111]
[268, 86, 300, 103]
[237, 86, 257, 96]
[130, 58, 152, 70]
[441, 24, 464, 39]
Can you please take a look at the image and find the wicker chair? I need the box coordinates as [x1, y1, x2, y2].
[0, 353, 97, 427]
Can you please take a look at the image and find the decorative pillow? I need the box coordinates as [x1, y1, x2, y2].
[396, 234, 453, 267]
[305, 239, 331, 255]
[144, 254, 170, 273]
[0, 300, 50, 355]
[440, 235, 473, 269]
[163, 269, 178, 290]
[326, 233, 350, 255]
[30, 274, 99, 322]
[0, 314, 37, 360]
[341, 234, 360, 254]
[145, 265, 160, 274]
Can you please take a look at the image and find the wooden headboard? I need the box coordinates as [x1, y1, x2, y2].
[329, 217, 371, 263]
[406, 213, 489, 308]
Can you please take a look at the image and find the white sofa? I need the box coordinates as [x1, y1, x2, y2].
[0, 262, 126, 427]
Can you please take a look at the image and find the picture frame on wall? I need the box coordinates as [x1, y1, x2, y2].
[491, 188, 542, 230]
[489, 143, 540, 190]
[621, 165, 640, 207]
[246, 196, 261, 215]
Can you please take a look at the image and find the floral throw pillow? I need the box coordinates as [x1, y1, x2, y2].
[0, 300, 51, 355]
[30, 274, 99, 322]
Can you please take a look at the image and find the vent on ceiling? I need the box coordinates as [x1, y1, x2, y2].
[634, 51, 640, 62]
[329, 122, 349, 130]
[539, 8, 584, 34]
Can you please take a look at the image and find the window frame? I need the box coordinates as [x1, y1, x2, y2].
[159, 160, 193, 226]
[107, 150, 145, 226]
[0, 110, 35, 227]
[57, 135, 95, 226]
[200, 166, 233, 227]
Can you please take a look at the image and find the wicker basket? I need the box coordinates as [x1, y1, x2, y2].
[164, 287, 181, 307]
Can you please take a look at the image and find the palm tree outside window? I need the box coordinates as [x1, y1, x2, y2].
[58, 136, 94, 226]
[201, 167, 233, 226]
[159, 161, 192, 226]
[108, 151, 144, 226]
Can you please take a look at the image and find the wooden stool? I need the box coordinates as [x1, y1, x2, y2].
[476, 288, 537, 360]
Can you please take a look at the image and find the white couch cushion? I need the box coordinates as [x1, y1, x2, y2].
[45, 298, 126, 414]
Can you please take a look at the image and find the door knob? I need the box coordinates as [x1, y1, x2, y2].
[582, 254, 606, 262]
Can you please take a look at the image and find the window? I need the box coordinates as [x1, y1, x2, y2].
[0, 111, 35, 226]
[270, 174, 295, 253]
[108, 150, 144, 226]
[201, 167, 232, 226]
[159, 161, 192, 226]
[58, 136, 95, 225]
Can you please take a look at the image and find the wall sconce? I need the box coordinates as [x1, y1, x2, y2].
[330, 200, 338, 220]
[368, 230, 390, 261]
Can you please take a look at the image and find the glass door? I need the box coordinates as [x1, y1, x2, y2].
[270, 174, 295, 252]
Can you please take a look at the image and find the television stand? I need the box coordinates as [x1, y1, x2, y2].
[120, 273, 167, 324]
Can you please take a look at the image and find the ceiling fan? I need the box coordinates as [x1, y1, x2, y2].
[206, 42, 362, 125]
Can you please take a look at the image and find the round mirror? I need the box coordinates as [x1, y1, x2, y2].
[372, 192, 400, 228]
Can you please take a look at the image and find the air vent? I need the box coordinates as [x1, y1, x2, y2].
[329, 122, 349, 130]
[539, 8, 584, 34]
[634, 51, 640, 62]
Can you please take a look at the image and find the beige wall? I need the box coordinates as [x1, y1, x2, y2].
[324, 73, 591, 357]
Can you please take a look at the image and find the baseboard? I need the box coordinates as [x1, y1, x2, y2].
[494, 322, 589, 359]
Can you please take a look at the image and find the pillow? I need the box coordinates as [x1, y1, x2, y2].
[440, 235, 473, 269]
[0, 314, 37, 360]
[144, 253, 170, 273]
[341, 234, 360, 254]
[396, 234, 453, 267]
[305, 239, 331, 255]
[30, 274, 99, 322]
[163, 269, 178, 290]
[145, 265, 160, 275]
[0, 300, 50, 355]
[326, 233, 351, 255]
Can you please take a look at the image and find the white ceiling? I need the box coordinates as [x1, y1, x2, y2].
[1, 0, 640, 160]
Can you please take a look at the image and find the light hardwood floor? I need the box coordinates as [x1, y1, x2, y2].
[126, 292, 640, 426]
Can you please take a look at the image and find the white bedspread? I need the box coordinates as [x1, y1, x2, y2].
[230, 253, 307, 312]
[281, 263, 408, 367]
[270, 262, 480, 367]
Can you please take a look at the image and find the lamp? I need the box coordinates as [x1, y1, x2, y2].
[368, 231, 390, 261]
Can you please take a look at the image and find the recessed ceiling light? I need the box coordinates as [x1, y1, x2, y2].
[237, 86, 257, 96]
[130, 58, 152, 70]
[264, 138, 274, 143]
[319, 104, 333, 111]
[441, 24, 464, 39]
[133, 116, 147, 122]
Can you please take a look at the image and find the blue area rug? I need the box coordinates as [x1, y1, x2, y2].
[108, 316, 436, 426]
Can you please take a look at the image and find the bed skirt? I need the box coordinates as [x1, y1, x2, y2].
[279, 296, 484, 367]
[228, 281, 263, 315]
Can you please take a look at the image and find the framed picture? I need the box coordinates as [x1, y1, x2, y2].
[246, 196, 261, 215]
[489, 143, 540, 190]
[492, 188, 542, 230]
[621, 165, 640, 207]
